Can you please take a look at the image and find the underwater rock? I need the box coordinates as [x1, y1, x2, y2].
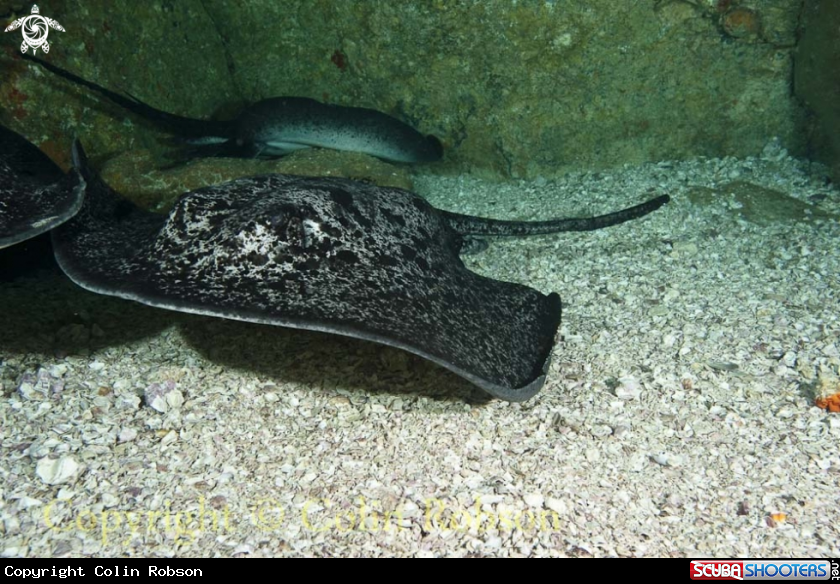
[721, 7, 762, 40]
[795, 0, 840, 184]
[4, 0, 805, 178]
[100, 148, 415, 212]
[688, 181, 837, 225]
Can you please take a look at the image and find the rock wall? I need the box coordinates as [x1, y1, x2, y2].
[795, 0, 840, 183]
[1, 0, 806, 179]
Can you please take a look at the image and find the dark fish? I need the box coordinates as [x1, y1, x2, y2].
[22, 54, 443, 163]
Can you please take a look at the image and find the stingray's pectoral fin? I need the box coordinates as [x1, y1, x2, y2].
[171, 137, 289, 159]
[0, 124, 85, 249]
[259, 141, 313, 158]
[52, 140, 164, 300]
[49, 169, 563, 402]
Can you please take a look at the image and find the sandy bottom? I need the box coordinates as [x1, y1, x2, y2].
[1, 143, 839, 557]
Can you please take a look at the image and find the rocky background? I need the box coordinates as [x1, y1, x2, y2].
[794, 1, 840, 185]
[0, 0, 836, 190]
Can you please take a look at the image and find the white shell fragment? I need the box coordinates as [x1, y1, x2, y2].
[144, 381, 183, 413]
[117, 427, 137, 443]
[35, 455, 83, 485]
[615, 376, 642, 400]
[523, 493, 544, 508]
[651, 452, 683, 467]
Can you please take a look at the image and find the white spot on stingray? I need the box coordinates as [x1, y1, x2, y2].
[31, 214, 61, 228]
[302, 219, 324, 241]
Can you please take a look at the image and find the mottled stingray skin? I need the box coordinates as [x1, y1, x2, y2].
[0, 124, 84, 249]
[52, 145, 557, 400]
[23, 55, 443, 164]
[53, 142, 668, 401]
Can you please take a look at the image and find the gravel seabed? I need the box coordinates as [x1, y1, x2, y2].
[1, 142, 839, 558]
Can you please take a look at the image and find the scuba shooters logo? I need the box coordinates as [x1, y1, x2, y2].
[690, 560, 836, 581]
[4, 4, 65, 54]
[691, 562, 744, 581]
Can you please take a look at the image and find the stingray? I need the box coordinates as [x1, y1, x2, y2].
[0, 123, 84, 249]
[21, 55, 443, 163]
[52, 140, 668, 401]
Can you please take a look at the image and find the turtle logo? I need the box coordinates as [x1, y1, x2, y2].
[4, 5, 65, 55]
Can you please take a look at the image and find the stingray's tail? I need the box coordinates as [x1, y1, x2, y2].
[69, 138, 133, 217]
[70, 138, 97, 190]
[22, 54, 233, 142]
[69, 138, 115, 211]
[442, 194, 670, 236]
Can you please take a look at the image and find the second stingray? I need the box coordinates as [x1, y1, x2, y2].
[0, 124, 84, 249]
[22, 55, 443, 163]
[53, 141, 668, 401]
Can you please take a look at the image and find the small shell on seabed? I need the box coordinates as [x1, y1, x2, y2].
[721, 7, 762, 39]
[35, 455, 84, 485]
[144, 380, 184, 413]
[615, 376, 642, 400]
